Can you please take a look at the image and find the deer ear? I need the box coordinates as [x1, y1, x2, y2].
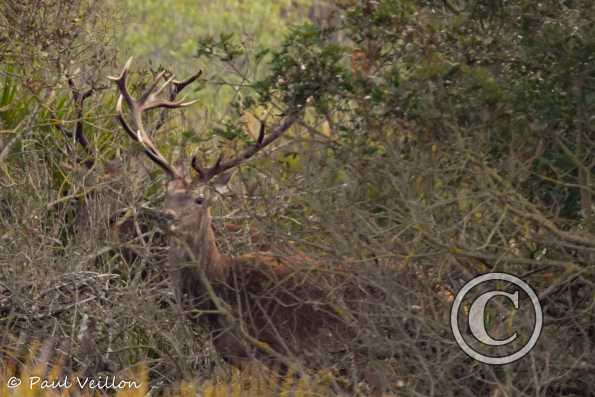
[212, 170, 235, 195]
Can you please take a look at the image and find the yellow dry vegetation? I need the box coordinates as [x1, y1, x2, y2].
[1, 348, 339, 397]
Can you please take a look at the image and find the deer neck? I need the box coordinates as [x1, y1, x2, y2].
[170, 208, 228, 281]
[199, 212, 227, 279]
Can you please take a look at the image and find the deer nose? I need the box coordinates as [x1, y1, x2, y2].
[160, 210, 178, 232]
[161, 209, 177, 223]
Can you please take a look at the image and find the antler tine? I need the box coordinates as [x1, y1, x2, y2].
[191, 152, 225, 182]
[145, 77, 198, 111]
[138, 70, 167, 104]
[191, 156, 206, 180]
[137, 74, 198, 111]
[145, 93, 198, 112]
[153, 70, 202, 135]
[256, 120, 265, 145]
[172, 70, 202, 97]
[137, 72, 199, 111]
[114, 95, 138, 141]
[191, 111, 301, 182]
[107, 57, 135, 111]
[154, 75, 176, 97]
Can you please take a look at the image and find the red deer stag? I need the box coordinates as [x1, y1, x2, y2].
[108, 59, 356, 370]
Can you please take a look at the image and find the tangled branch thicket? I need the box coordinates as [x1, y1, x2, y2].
[1, 1, 594, 396]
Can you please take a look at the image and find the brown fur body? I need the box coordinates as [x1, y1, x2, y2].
[167, 198, 351, 364]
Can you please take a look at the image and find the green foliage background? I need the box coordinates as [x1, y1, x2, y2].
[120, 0, 316, 70]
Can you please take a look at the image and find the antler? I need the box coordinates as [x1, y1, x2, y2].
[153, 69, 202, 134]
[108, 57, 198, 179]
[109, 57, 302, 183]
[191, 111, 301, 182]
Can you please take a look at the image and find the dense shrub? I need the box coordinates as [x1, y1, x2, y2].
[1, 1, 593, 396]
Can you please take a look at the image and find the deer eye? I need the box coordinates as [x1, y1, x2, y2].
[194, 195, 205, 205]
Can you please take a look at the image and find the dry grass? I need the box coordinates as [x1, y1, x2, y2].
[0, 341, 353, 396]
